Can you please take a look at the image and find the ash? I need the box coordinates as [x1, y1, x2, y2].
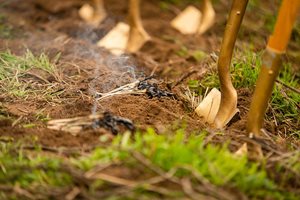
[138, 77, 173, 98]
[91, 112, 135, 135]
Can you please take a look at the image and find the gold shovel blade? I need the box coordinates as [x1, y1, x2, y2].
[195, 88, 221, 124]
[171, 6, 202, 35]
[195, 88, 238, 127]
[79, 3, 107, 25]
[97, 22, 130, 55]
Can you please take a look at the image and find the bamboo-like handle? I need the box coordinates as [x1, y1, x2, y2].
[247, 0, 300, 135]
[126, 0, 150, 52]
[198, 0, 216, 34]
[267, 0, 300, 53]
[213, 0, 248, 128]
[128, 0, 142, 28]
[93, 0, 105, 14]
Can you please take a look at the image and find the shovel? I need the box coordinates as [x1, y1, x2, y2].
[79, 0, 107, 25]
[195, 0, 249, 128]
[247, 0, 300, 136]
[97, 0, 150, 55]
[171, 0, 215, 35]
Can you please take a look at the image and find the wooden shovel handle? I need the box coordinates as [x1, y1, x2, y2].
[247, 0, 300, 136]
[267, 0, 300, 53]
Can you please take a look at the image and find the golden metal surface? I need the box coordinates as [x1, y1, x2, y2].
[213, 0, 249, 128]
[247, 49, 282, 135]
[247, 0, 300, 135]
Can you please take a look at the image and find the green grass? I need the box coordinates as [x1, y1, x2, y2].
[0, 143, 71, 188]
[34, 109, 51, 122]
[0, 50, 60, 99]
[176, 46, 207, 62]
[76, 129, 289, 199]
[1, 130, 299, 199]
[271, 64, 300, 133]
[189, 51, 261, 91]
[0, 142, 73, 200]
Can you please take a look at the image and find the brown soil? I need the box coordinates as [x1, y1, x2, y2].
[0, 0, 299, 150]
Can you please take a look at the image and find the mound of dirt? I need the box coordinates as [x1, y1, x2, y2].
[0, 0, 299, 151]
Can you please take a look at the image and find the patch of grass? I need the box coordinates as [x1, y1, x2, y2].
[191, 50, 206, 62]
[271, 64, 300, 131]
[247, 0, 260, 11]
[188, 51, 261, 95]
[176, 45, 207, 63]
[0, 49, 60, 99]
[0, 142, 72, 189]
[176, 46, 189, 57]
[264, 13, 277, 33]
[1, 130, 299, 199]
[0, 50, 58, 74]
[35, 109, 51, 122]
[75, 130, 294, 199]
[22, 123, 37, 129]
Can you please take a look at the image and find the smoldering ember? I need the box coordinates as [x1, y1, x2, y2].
[96, 76, 174, 102]
[137, 76, 174, 98]
[0, 0, 299, 200]
[48, 112, 135, 135]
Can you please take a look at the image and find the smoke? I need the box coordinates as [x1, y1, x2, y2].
[104, 54, 137, 83]
[90, 53, 138, 115]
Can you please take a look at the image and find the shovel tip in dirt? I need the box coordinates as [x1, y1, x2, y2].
[97, 22, 150, 55]
[97, 22, 130, 56]
[79, 3, 107, 25]
[198, 0, 216, 35]
[195, 88, 221, 124]
[171, 3, 216, 35]
[171, 6, 202, 35]
[213, 96, 239, 129]
[195, 88, 238, 128]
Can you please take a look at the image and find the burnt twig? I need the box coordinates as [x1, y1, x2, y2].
[91, 112, 135, 135]
[138, 78, 173, 98]
[47, 112, 135, 135]
[96, 76, 173, 100]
